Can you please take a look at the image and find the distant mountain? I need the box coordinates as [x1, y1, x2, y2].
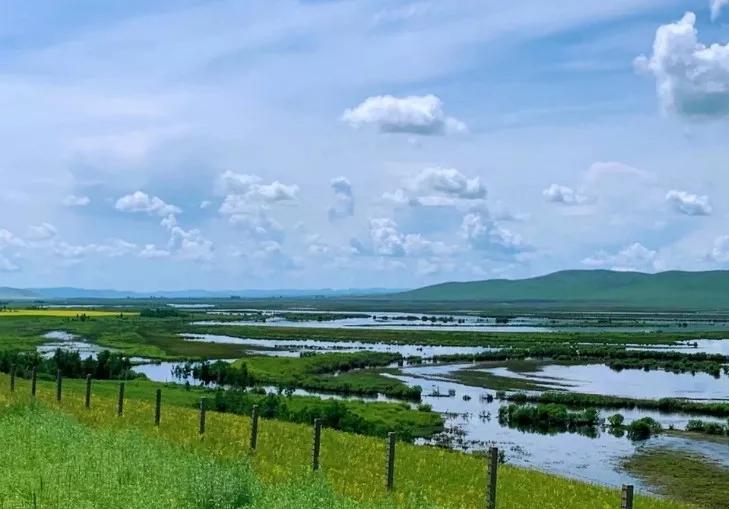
[2, 287, 401, 300]
[0, 287, 40, 300]
[393, 270, 729, 310]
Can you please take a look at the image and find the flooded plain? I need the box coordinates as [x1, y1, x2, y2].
[37, 327, 729, 490]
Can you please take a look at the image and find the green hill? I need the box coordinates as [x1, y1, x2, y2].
[394, 270, 729, 310]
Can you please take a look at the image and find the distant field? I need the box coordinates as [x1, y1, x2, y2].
[0, 309, 135, 317]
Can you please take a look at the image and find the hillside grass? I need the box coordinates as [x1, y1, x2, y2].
[0, 373, 692, 509]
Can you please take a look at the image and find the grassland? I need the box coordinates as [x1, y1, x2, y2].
[0, 375, 692, 509]
[0, 308, 134, 317]
[0, 405, 381, 509]
[1, 313, 726, 363]
[623, 448, 729, 509]
[22, 374, 442, 440]
[233, 353, 421, 400]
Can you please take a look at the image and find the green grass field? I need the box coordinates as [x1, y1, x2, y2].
[0, 373, 692, 509]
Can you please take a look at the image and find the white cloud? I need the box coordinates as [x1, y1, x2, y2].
[52, 239, 138, 260]
[460, 211, 526, 256]
[342, 95, 467, 135]
[115, 191, 181, 217]
[709, 235, 729, 262]
[665, 190, 712, 216]
[0, 255, 19, 272]
[168, 225, 214, 262]
[385, 167, 486, 207]
[328, 176, 354, 221]
[217, 172, 297, 240]
[217, 171, 298, 203]
[635, 12, 729, 119]
[582, 242, 660, 272]
[199, 200, 212, 210]
[711, 0, 729, 21]
[366, 218, 449, 257]
[26, 222, 58, 241]
[542, 184, 590, 205]
[96, 239, 138, 258]
[139, 244, 171, 258]
[62, 195, 90, 207]
[249, 240, 298, 272]
[0, 229, 25, 248]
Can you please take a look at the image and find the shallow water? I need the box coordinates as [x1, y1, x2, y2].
[181, 332, 498, 358]
[479, 364, 729, 400]
[388, 371, 729, 489]
[38, 331, 109, 359]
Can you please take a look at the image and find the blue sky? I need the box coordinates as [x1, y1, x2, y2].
[1, 0, 729, 290]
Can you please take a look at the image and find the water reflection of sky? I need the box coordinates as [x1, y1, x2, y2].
[181, 333, 498, 358]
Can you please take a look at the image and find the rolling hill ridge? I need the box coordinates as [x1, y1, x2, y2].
[393, 270, 729, 309]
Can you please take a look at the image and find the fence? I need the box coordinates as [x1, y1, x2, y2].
[9, 369, 639, 508]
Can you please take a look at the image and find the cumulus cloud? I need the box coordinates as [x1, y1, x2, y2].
[115, 191, 181, 217]
[342, 95, 467, 135]
[582, 242, 660, 272]
[217, 171, 298, 240]
[542, 184, 590, 205]
[711, 0, 728, 21]
[51, 239, 137, 260]
[385, 167, 486, 207]
[665, 190, 712, 215]
[365, 218, 449, 257]
[249, 240, 299, 272]
[26, 222, 58, 241]
[62, 195, 90, 207]
[217, 171, 298, 202]
[635, 12, 729, 119]
[328, 177, 354, 221]
[168, 225, 214, 262]
[0, 255, 18, 271]
[138, 244, 171, 259]
[709, 235, 729, 262]
[460, 211, 527, 256]
[0, 229, 25, 248]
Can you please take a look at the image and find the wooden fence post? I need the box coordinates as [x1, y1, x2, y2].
[9, 366, 15, 392]
[85, 375, 92, 408]
[199, 398, 207, 435]
[486, 447, 498, 509]
[154, 389, 162, 426]
[386, 432, 396, 491]
[117, 382, 125, 416]
[621, 485, 634, 509]
[250, 405, 259, 450]
[31, 367, 37, 397]
[56, 369, 62, 402]
[312, 418, 322, 471]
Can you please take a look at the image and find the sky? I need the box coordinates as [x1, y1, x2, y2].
[1, 0, 729, 290]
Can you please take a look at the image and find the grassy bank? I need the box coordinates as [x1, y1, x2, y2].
[500, 391, 729, 418]
[624, 448, 729, 509]
[0, 374, 690, 509]
[22, 374, 441, 441]
[0, 404, 379, 509]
